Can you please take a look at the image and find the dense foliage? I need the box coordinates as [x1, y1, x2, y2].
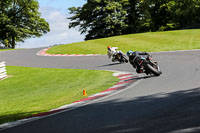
[0, 0, 50, 48]
[68, 0, 200, 40]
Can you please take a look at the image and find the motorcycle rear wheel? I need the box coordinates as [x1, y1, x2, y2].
[146, 64, 162, 76]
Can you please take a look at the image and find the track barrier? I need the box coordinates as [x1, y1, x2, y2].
[0, 62, 7, 80]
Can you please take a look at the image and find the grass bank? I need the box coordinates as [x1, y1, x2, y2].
[0, 49, 14, 51]
[47, 29, 200, 54]
[0, 66, 118, 124]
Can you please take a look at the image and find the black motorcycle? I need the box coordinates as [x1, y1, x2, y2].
[132, 55, 162, 76]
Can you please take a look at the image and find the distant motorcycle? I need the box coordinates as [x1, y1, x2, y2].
[131, 54, 162, 76]
[111, 50, 129, 63]
[107, 46, 128, 63]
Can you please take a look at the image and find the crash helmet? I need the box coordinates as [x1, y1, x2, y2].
[107, 45, 111, 50]
[127, 50, 133, 56]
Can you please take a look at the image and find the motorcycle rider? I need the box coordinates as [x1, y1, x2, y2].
[127, 50, 150, 73]
[107, 46, 120, 62]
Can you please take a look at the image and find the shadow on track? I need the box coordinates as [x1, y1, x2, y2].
[97, 62, 123, 67]
[2, 87, 200, 133]
[130, 75, 157, 80]
[74, 87, 200, 133]
[123, 75, 158, 82]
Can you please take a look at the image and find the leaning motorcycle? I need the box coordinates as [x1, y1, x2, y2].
[114, 51, 129, 63]
[134, 55, 162, 76]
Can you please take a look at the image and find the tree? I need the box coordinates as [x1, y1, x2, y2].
[68, 0, 129, 40]
[0, 0, 50, 49]
[122, 0, 140, 33]
[171, 0, 200, 29]
[137, 0, 174, 32]
[68, 0, 200, 40]
[137, 0, 200, 31]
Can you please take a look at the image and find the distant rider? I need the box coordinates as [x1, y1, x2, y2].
[107, 46, 120, 62]
[127, 50, 150, 73]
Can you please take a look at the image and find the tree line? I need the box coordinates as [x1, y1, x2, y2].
[0, 0, 50, 49]
[68, 0, 200, 40]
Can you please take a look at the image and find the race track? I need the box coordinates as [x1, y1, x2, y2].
[0, 48, 200, 133]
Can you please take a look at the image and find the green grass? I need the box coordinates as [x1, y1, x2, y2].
[0, 49, 14, 51]
[47, 29, 200, 54]
[0, 66, 119, 124]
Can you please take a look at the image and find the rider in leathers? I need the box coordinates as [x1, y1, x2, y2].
[107, 46, 120, 62]
[127, 50, 150, 73]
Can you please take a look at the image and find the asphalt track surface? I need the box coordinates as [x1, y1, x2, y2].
[0, 48, 200, 133]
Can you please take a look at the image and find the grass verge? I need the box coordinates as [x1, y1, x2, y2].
[0, 49, 14, 52]
[47, 29, 200, 54]
[0, 66, 119, 124]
